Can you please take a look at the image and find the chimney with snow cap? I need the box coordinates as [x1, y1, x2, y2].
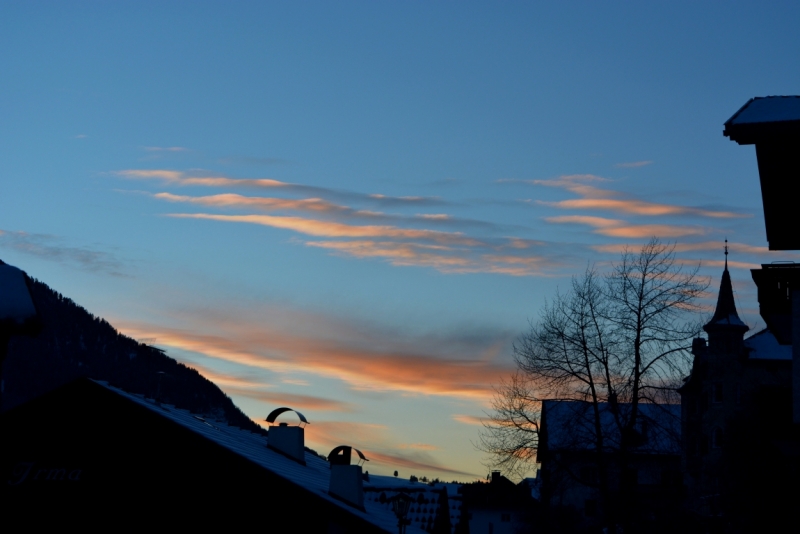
[265, 407, 308, 465]
[328, 445, 368, 510]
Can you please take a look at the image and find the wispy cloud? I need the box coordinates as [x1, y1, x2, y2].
[397, 443, 439, 451]
[367, 450, 478, 478]
[143, 146, 189, 152]
[597, 224, 709, 238]
[218, 155, 293, 166]
[546, 215, 709, 239]
[185, 363, 355, 412]
[614, 160, 653, 168]
[116, 302, 515, 400]
[151, 191, 504, 233]
[546, 215, 625, 228]
[534, 175, 747, 219]
[543, 198, 743, 218]
[116, 169, 448, 208]
[155, 192, 349, 214]
[305, 241, 564, 276]
[591, 241, 781, 256]
[168, 213, 485, 246]
[118, 169, 582, 276]
[0, 230, 126, 276]
[303, 421, 478, 477]
[452, 414, 486, 426]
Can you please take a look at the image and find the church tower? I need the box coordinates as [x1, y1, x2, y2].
[702, 247, 749, 351]
[680, 243, 748, 514]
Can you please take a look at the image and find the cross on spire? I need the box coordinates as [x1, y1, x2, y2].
[724, 239, 728, 270]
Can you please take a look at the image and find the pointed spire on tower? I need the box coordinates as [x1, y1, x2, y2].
[704, 241, 748, 332]
[724, 238, 728, 270]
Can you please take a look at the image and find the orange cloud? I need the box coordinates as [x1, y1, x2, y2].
[155, 192, 346, 213]
[233, 390, 355, 412]
[119, 169, 578, 277]
[543, 198, 744, 218]
[118, 170, 445, 207]
[596, 224, 708, 238]
[452, 414, 486, 426]
[305, 421, 388, 449]
[167, 213, 484, 246]
[365, 450, 478, 478]
[533, 175, 616, 199]
[181, 363, 353, 411]
[306, 240, 560, 276]
[184, 362, 272, 389]
[589, 241, 792, 264]
[545, 215, 625, 228]
[682, 259, 761, 270]
[117, 169, 286, 188]
[303, 421, 478, 477]
[117, 317, 513, 401]
[532, 174, 746, 219]
[397, 443, 439, 451]
[547, 216, 709, 238]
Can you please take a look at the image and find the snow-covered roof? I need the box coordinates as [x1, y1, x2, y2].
[94, 380, 424, 534]
[744, 328, 792, 361]
[724, 96, 800, 145]
[0, 261, 37, 324]
[726, 96, 800, 125]
[542, 400, 681, 455]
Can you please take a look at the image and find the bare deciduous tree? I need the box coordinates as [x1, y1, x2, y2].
[479, 238, 707, 527]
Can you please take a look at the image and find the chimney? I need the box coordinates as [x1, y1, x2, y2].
[328, 446, 368, 510]
[265, 407, 308, 465]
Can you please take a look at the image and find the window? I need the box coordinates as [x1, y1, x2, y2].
[713, 427, 724, 449]
[712, 383, 724, 404]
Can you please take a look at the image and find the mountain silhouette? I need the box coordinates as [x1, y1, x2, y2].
[2, 275, 263, 434]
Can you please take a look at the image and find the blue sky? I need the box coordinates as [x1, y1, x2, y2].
[1, 1, 798, 479]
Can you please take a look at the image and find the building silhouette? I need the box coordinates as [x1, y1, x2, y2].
[679, 258, 794, 528]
